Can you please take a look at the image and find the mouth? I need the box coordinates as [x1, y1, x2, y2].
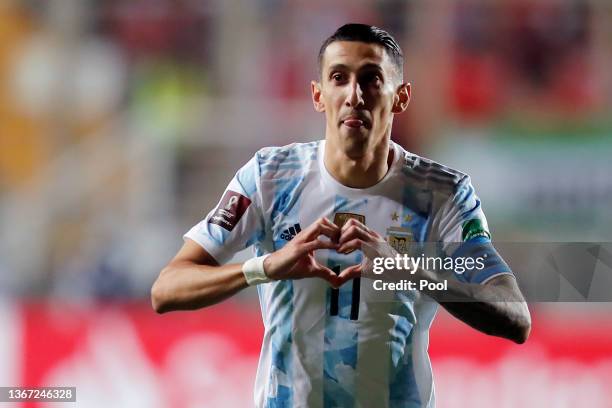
[340, 115, 370, 129]
[342, 119, 364, 128]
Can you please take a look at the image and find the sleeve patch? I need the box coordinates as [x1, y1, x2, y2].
[208, 190, 252, 231]
[462, 218, 490, 241]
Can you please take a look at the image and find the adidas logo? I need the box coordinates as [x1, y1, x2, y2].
[280, 223, 302, 241]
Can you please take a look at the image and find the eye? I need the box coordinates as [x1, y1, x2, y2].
[365, 73, 382, 84]
[331, 72, 346, 82]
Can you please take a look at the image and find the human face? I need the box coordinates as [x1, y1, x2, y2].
[312, 41, 410, 159]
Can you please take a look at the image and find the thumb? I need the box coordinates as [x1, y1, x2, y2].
[312, 264, 341, 287]
[336, 264, 362, 286]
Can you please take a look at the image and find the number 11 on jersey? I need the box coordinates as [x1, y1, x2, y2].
[330, 266, 360, 320]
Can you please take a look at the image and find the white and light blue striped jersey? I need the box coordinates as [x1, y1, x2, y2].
[184, 140, 512, 408]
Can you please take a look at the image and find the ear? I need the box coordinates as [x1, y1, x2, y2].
[311, 80, 325, 112]
[391, 82, 411, 114]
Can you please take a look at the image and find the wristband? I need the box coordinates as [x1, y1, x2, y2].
[242, 254, 272, 285]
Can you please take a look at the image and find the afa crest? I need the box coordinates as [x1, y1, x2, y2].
[386, 226, 413, 253]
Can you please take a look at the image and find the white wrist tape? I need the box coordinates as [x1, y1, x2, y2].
[242, 254, 271, 286]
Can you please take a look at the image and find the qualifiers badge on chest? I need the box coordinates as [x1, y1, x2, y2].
[333, 212, 366, 228]
[386, 226, 413, 254]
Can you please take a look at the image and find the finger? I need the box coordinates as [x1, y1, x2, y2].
[301, 238, 339, 253]
[337, 238, 363, 254]
[370, 229, 383, 239]
[320, 216, 338, 229]
[338, 225, 371, 246]
[318, 224, 342, 242]
[312, 265, 341, 287]
[297, 217, 325, 240]
[300, 218, 340, 242]
[341, 217, 367, 232]
[336, 264, 363, 285]
[344, 218, 380, 240]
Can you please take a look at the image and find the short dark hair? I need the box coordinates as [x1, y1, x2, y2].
[318, 23, 404, 81]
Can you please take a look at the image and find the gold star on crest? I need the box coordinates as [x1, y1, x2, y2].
[404, 214, 412, 222]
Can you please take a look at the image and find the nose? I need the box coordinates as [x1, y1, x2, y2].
[345, 79, 364, 108]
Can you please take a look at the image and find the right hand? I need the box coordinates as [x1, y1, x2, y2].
[263, 217, 341, 287]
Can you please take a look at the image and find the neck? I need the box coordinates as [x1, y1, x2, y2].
[324, 137, 393, 189]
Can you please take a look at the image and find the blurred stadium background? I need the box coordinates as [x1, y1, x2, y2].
[1, 0, 612, 406]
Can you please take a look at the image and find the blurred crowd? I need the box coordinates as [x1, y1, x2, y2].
[1, 0, 611, 298]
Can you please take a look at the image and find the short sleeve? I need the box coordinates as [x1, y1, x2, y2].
[184, 154, 266, 264]
[434, 175, 513, 284]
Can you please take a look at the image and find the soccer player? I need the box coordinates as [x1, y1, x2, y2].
[151, 24, 531, 407]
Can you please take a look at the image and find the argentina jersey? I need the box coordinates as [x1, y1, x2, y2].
[184, 140, 513, 408]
